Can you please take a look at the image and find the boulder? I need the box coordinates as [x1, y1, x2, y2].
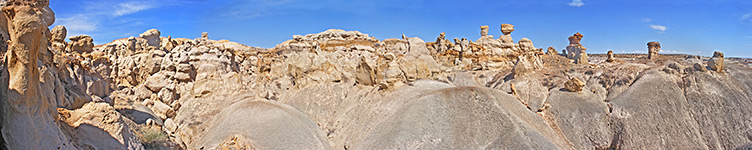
[66, 35, 94, 53]
[139, 29, 161, 47]
[564, 78, 585, 92]
[61, 103, 144, 149]
[201, 32, 208, 39]
[708, 51, 724, 72]
[648, 41, 661, 59]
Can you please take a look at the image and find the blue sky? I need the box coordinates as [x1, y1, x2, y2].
[50, 0, 752, 57]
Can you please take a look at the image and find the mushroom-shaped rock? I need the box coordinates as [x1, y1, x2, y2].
[566, 32, 587, 59]
[66, 35, 94, 53]
[139, 29, 161, 47]
[647, 41, 661, 59]
[708, 51, 724, 72]
[564, 78, 585, 92]
[500, 23, 515, 43]
[480, 25, 490, 37]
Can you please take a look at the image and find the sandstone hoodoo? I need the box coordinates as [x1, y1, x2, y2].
[606, 50, 616, 62]
[480, 25, 490, 37]
[1, 1, 751, 149]
[566, 32, 588, 64]
[648, 41, 661, 59]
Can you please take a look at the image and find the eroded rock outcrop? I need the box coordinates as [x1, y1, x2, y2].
[66, 35, 94, 53]
[49, 25, 66, 51]
[140, 29, 161, 48]
[1, 0, 75, 149]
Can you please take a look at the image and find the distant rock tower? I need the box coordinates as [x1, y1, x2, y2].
[202, 32, 209, 39]
[480, 25, 490, 37]
[566, 32, 588, 64]
[647, 42, 661, 59]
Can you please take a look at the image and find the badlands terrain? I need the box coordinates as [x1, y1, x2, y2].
[2, 0, 752, 149]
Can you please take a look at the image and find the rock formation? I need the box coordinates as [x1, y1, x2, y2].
[566, 32, 588, 64]
[66, 35, 94, 53]
[480, 25, 489, 37]
[708, 51, 724, 72]
[546, 46, 557, 56]
[500, 23, 514, 43]
[201, 32, 208, 39]
[648, 41, 661, 59]
[1, 5, 752, 149]
[140, 29, 161, 47]
[606, 50, 616, 62]
[1, 0, 76, 149]
[49, 25, 66, 51]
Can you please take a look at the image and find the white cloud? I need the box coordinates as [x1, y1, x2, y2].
[568, 0, 584, 7]
[113, 2, 154, 17]
[650, 24, 667, 32]
[56, 14, 98, 36]
[642, 18, 653, 23]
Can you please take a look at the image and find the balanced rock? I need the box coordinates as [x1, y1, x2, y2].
[708, 51, 724, 72]
[480, 25, 490, 37]
[66, 35, 94, 53]
[500, 23, 515, 43]
[647, 41, 661, 59]
[139, 29, 161, 47]
[564, 78, 586, 92]
[202, 32, 208, 39]
[566, 32, 587, 59]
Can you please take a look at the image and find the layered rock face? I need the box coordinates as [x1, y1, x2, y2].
[1, 0, 75, 149]
[1, 5, 752, 150]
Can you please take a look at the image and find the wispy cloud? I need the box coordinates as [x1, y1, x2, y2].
[56, 14, 99, 36]
[642, 18, 653, 23]
[650, 24, 667, 32]
[53, 0, 175, 43]
[742, 12, 752, 25]
[113, 2, 154, 17]
[568, 0, 584, 7]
